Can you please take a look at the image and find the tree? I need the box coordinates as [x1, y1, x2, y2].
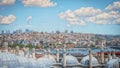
[26, 44, 34, 49]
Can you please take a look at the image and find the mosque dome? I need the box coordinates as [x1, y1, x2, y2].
[19, 50, 25, 57]
[37, 55, 56, 68]
[0, 52, 20, 68]
[105, 56, 112, 64]
[42, 55, 56, 63]
[38, 57, 52, 68]
[106, 58, 120, 68]
[80, 55, 98, 66]
[17, 56, 32, 68]
[46, 55, 56, 63]
[61, 55, 78, 65]
[29, 58, 45, 68]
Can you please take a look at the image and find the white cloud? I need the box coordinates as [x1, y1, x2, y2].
[96, 11, 119, 19]
[26, 16, 32, 23]
[59, 1, 120, 26]
[74, 7, 101, 17]
[59, 7, 101, 26]
[105, 1, 120, 11]
[0, 0, 15, 5]
[0, 14, 16, 25]
[22, 0, 56, 7]
[87, 11, 120, 24]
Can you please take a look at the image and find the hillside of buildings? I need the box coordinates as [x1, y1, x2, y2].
[0, 29, 120, 49]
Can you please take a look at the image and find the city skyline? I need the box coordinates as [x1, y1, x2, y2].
[0, 0, 120, 35]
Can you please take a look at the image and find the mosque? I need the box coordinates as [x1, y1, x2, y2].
[0, 42, 120, 68]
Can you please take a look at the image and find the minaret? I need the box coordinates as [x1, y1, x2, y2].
[101, 41, 104, 64]
[24, 47, 29, 58]
[89, 49, 92, 68]
[22, 47, 25, 55]
[112, 50, 116, 59]
[23, 47, 26, 51]
[2, 42, 9, 68]
[56, 49, 59, 63]
[23, 47, 27, 57]
[44, 49, 46, 54]
[108, 49, 111, 61]
[8, 47, 11, 53]
[3, 42, 8, 52]
[27, 47, 30, 58]
[15, 46, 19, 56]
[32, 48, 35, 59]
[48, 49, 50, 59]
[97, 53, 101, 63]
[43, 49, 47, 57]
[63, 48, 66, 68]
[11, 48, 15, 54]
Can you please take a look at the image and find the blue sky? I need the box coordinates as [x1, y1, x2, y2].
[0, 0, 120, 35]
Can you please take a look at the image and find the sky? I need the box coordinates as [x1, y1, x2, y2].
[0, 0, 120, 35]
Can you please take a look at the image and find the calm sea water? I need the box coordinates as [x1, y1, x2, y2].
[34, 48, 120, 55]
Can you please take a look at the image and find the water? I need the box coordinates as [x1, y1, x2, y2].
[35, 48, 120, 55]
